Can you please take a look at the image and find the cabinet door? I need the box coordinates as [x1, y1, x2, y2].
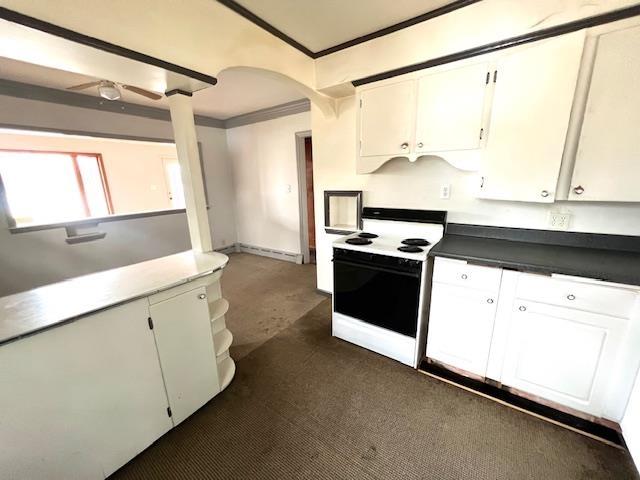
[415, 62, 490, 154]
[478, 32, 584, 202]
[501, 300, 626, 416]
[359, 80, 416, 157]
[0, 300, 172, 479]
[426, 282, 499, 376]
[150, 286, 220, 425]
[570, 25, 640, 201]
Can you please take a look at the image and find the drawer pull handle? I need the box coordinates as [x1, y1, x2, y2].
[519, 305, 526, 312]
[198, 293, 207, 300]
[567, 294, 575, 300]
[487, 298, 494, 304]
[461, 274, 468, 280]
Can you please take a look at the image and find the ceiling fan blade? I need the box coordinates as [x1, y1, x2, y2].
[66, 81, 102, 91]
[121, 85, 163, 100]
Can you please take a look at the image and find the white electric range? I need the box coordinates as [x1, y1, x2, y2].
[332, 208, 447, 367]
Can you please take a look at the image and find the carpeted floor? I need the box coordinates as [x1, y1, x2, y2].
[112, 254, 639, 480]
[220, 253, 326, 360]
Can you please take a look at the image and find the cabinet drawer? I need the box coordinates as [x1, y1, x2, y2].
[433, 257, 502, 292]
[516, 273, 638, 319]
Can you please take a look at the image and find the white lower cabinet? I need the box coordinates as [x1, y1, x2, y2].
[500, 300, 627, 416]
[0, 299, 172, 479]
[426, 282, 499, 376]
[0, 274, 233, 479]
[426, 260, 640, 421]
[149, 285, 221, 425]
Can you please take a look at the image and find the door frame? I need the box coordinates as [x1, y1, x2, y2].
[295, 130, 312, 264]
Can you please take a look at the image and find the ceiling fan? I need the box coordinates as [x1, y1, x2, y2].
[66, 80, 162, 101]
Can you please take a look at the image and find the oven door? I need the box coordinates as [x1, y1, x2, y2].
[333, 250, 422, 337]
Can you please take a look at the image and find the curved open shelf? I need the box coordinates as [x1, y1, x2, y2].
[218, 356, 235, 391]
[213, 328, 233, 356]
[209, 298, 229, 323]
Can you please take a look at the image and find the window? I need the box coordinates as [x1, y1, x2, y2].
[0, 150, 113, 227]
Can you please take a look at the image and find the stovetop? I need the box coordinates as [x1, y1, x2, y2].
[334, 226, 443, 262]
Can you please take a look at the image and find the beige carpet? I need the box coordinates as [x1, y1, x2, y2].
[112, 255, 639, 480]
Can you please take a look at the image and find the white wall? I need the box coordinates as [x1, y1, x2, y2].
[0, 95, 236, 295]
[226, 112, 310, 254]
[311, 96, 640, 292]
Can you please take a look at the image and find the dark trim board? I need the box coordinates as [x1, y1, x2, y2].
[217, 0, 315, 57]
[353, 3, 640, 86]
[419, 360, 625, 447]
[314, 0, 481, 57]
[216, 0, 479, 59]
[0, 7, 217, 86]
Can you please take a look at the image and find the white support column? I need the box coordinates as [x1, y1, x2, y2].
[167, 90, 212, 252]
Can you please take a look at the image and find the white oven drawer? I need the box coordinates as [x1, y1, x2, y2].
[433, 257, 502, 292]
[516, 273, 639, 319]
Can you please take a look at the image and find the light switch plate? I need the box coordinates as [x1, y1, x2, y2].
[548, 212, 571, 230]
[440, 184, 451, 199]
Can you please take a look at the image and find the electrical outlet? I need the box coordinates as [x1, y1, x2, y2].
[549, 212, 571, 230]
[440, 184, 451, 199]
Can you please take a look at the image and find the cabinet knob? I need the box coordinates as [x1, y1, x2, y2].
[400, 142, 409, 150]
[567, 294, 575, 300]
[518, 305, 526, 312]
[541, 190, 550, 198]
[198, 293, 207, 300]
[573, 185, 584, 195]
[487, 298, 494, 304]
[417, 142, 424, 149]
[461, 274, 468, 280]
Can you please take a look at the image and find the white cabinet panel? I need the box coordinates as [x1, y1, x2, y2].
[0, 300, 172, 479]
[432, 257, 502, 292]
[426, 282, 499, 376]
[150, 286, 220, 425]
[478, 32, 584, 202]
[570, 25, 640, 202]
[359, 80, 416, 158]
[415, 62, 490, 154]
[623, 370, 640, 470]
[501, 300, 626, 416]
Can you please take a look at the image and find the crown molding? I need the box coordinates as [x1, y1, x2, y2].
[0, 79, 309, 129]
[216, 0, 479, 59]
[0, 79, 226, 128]
[223, 99, 310, 128]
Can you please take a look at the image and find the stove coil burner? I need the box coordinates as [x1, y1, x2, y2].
[398, 245, 424, 253]
[358, 232, 379, 239]
[401, 238, 431, 247]
[346, 237, 373, 246]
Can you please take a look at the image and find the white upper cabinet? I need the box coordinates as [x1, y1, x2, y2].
[357, 62, 491, 173]
[415, 62, 490, 154]
[569, 25, 640, 202]
[478, 32, 585, 202]
[359, 80, 416, 159]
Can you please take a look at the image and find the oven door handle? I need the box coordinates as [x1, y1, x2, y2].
[333, 258, 421, 278]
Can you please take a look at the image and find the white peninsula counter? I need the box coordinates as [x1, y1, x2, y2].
[0, 250, 234, 479]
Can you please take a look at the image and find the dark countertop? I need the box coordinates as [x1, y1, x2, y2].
[429, 225, 640, 286]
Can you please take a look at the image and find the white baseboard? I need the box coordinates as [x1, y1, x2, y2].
[236, 243, 303, 264]
[214, 244, 238, 255]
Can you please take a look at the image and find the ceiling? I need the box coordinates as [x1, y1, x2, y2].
[232, 0, 462, 53]
[0, 57, 305, 120]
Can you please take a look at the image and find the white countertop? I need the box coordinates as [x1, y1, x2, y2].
[0, 250, 229, 345]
